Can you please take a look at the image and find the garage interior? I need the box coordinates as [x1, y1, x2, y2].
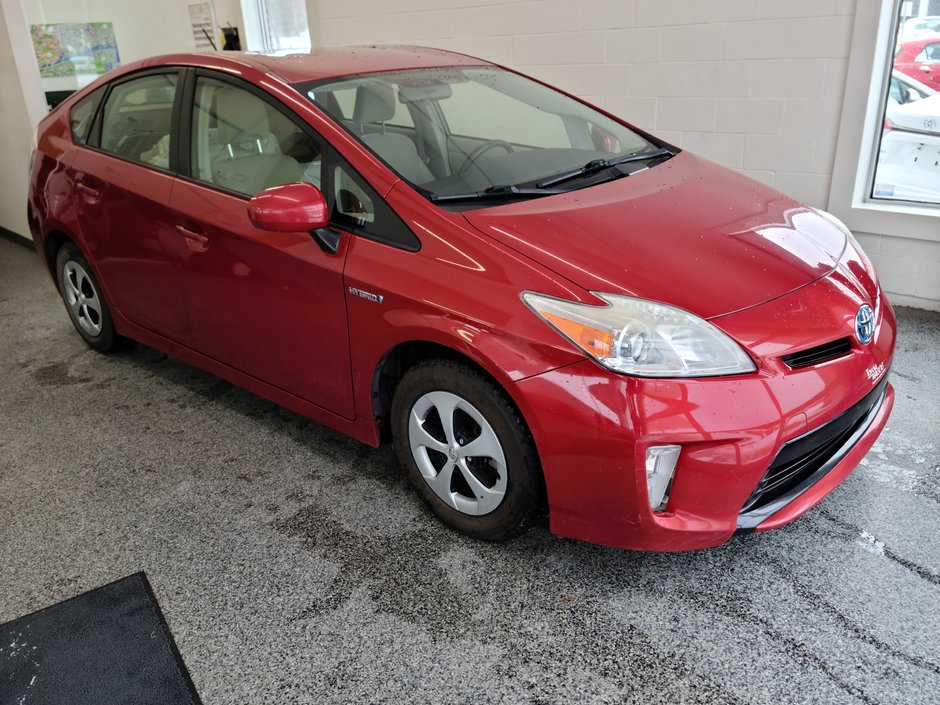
[1, 1, 939, 703]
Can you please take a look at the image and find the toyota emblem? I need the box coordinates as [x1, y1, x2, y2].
[855, 305, 875, 345]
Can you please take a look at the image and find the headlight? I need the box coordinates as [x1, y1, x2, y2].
[522, 292, 755, 377]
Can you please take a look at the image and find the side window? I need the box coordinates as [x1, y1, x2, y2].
[70, 87, 105, 144]
[99, 73, 178, 168]
[329, 158, 419, 251]
[331, 88, 357, 119]
[332, 164, 375, 227]
[190, 76, 323, 198]
[916, 42, 940, 62]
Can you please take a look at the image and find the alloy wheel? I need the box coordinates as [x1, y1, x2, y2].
[62, 261, 103, 337]
[408, 390, 508, 516]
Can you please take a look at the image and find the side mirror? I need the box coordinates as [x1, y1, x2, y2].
[248, 182, 329, 232]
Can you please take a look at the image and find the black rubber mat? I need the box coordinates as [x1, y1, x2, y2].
[0, 572, 201, 705]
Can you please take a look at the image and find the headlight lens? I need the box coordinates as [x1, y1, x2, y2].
[522, 292, 756, 377]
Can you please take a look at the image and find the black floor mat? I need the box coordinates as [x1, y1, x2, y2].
[0, 572, 202, 705]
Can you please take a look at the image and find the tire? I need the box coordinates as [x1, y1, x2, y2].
[55, 242, 117, 352]
[391, 359, 542, 541]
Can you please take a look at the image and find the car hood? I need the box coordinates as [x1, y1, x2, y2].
[462, 152, 847, 319]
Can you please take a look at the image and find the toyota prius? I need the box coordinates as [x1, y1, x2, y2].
[27, 46, 895, 550]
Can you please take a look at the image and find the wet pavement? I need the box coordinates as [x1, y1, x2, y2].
[1, 235, 938, 704]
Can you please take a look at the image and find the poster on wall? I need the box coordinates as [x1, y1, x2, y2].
[30, 22, 121, 87]
[189, 2, 218, 51]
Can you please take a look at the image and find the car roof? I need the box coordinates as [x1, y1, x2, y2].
[129, 45, 493, 85]
[898, 36, 937, 50]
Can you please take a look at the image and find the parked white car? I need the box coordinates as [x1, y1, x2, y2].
[899, 16, 940, 40]
[875, 87, 940, 203]
[887, 70, 935, 108]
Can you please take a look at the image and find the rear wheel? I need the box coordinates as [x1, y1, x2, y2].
[391, 359, 541, 541]
[56, 243, 117, 352]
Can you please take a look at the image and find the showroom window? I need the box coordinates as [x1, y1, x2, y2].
[869, 0, 940, 206]
[244, 0, 311, 53]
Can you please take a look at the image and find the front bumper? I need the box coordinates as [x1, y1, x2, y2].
[737, 373, 892, 531]
[508, 275, 896, 552]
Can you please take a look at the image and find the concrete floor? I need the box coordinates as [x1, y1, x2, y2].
[0, 234, 938, 705]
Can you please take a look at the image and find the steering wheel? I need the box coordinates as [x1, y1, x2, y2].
[457, 139, 515, 176]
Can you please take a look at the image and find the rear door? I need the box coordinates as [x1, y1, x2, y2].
[167, 72, 356, 417]
[70, 70, 191, 344]
[914, 41, 940, 89]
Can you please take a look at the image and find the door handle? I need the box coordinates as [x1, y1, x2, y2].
[175, 224, 209, 252]
[76, 182, 100, 198]
[175, 224, 209, 245]
[918, 65, 931, 72]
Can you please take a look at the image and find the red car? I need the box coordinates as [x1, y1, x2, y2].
[27, 47, 895, 551]
[895, 37, 940, 91]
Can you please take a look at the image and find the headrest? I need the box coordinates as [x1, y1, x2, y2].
[353, 81, 396, 126]
[215, 87, 270, 142]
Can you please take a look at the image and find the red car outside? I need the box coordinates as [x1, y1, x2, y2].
[27, 47, 895, 551]
[894, 37, 940, 91]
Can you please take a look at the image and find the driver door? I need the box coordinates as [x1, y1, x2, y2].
[168, 72, 355, 418]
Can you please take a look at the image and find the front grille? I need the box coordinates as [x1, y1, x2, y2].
[781, 338, 852, 369]
[740, 374, 889, 517]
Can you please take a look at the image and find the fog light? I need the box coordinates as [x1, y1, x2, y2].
[645, 445, 681, 512]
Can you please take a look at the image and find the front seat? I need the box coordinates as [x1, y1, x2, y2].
[352, 81, 434, 186]
[209, 87, 303, 195]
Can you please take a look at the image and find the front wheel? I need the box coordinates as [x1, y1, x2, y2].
[56, 242, 117, 352]
[391, 359, 542, 541]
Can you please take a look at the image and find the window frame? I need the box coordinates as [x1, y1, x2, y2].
[828, 0, 939, 241]
[86, 68, 185, 176]
[176, 68, 420, 252]
[296, 67, 676, 207]
[180, 69, 328, 199]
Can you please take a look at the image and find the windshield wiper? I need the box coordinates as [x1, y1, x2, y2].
[428, 184, 566, 203]
[535, 148, 674, 189]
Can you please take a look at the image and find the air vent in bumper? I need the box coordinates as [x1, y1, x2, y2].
[737, 374, 889, 530]
[781, 338, 852, 369]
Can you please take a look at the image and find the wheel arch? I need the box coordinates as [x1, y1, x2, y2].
[374, 339, 549, 525]
[43, 229, 76, 284]
[371, 340, 527, 446]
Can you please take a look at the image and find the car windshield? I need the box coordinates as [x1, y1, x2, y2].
[296, 66, 670, 203]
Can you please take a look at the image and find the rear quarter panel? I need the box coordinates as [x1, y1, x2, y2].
[29, 108, 86, 275]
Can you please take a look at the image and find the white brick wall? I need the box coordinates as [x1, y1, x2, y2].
[307, 0, 940, 309]
[856, 232, 940, 307]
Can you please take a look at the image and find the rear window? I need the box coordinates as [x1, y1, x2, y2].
[915, 42, 940, 62]
[99, 73, 179, 169]
[70, 87, 105, 144]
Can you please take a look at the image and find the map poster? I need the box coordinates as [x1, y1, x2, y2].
[30, 22, 121, 80]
